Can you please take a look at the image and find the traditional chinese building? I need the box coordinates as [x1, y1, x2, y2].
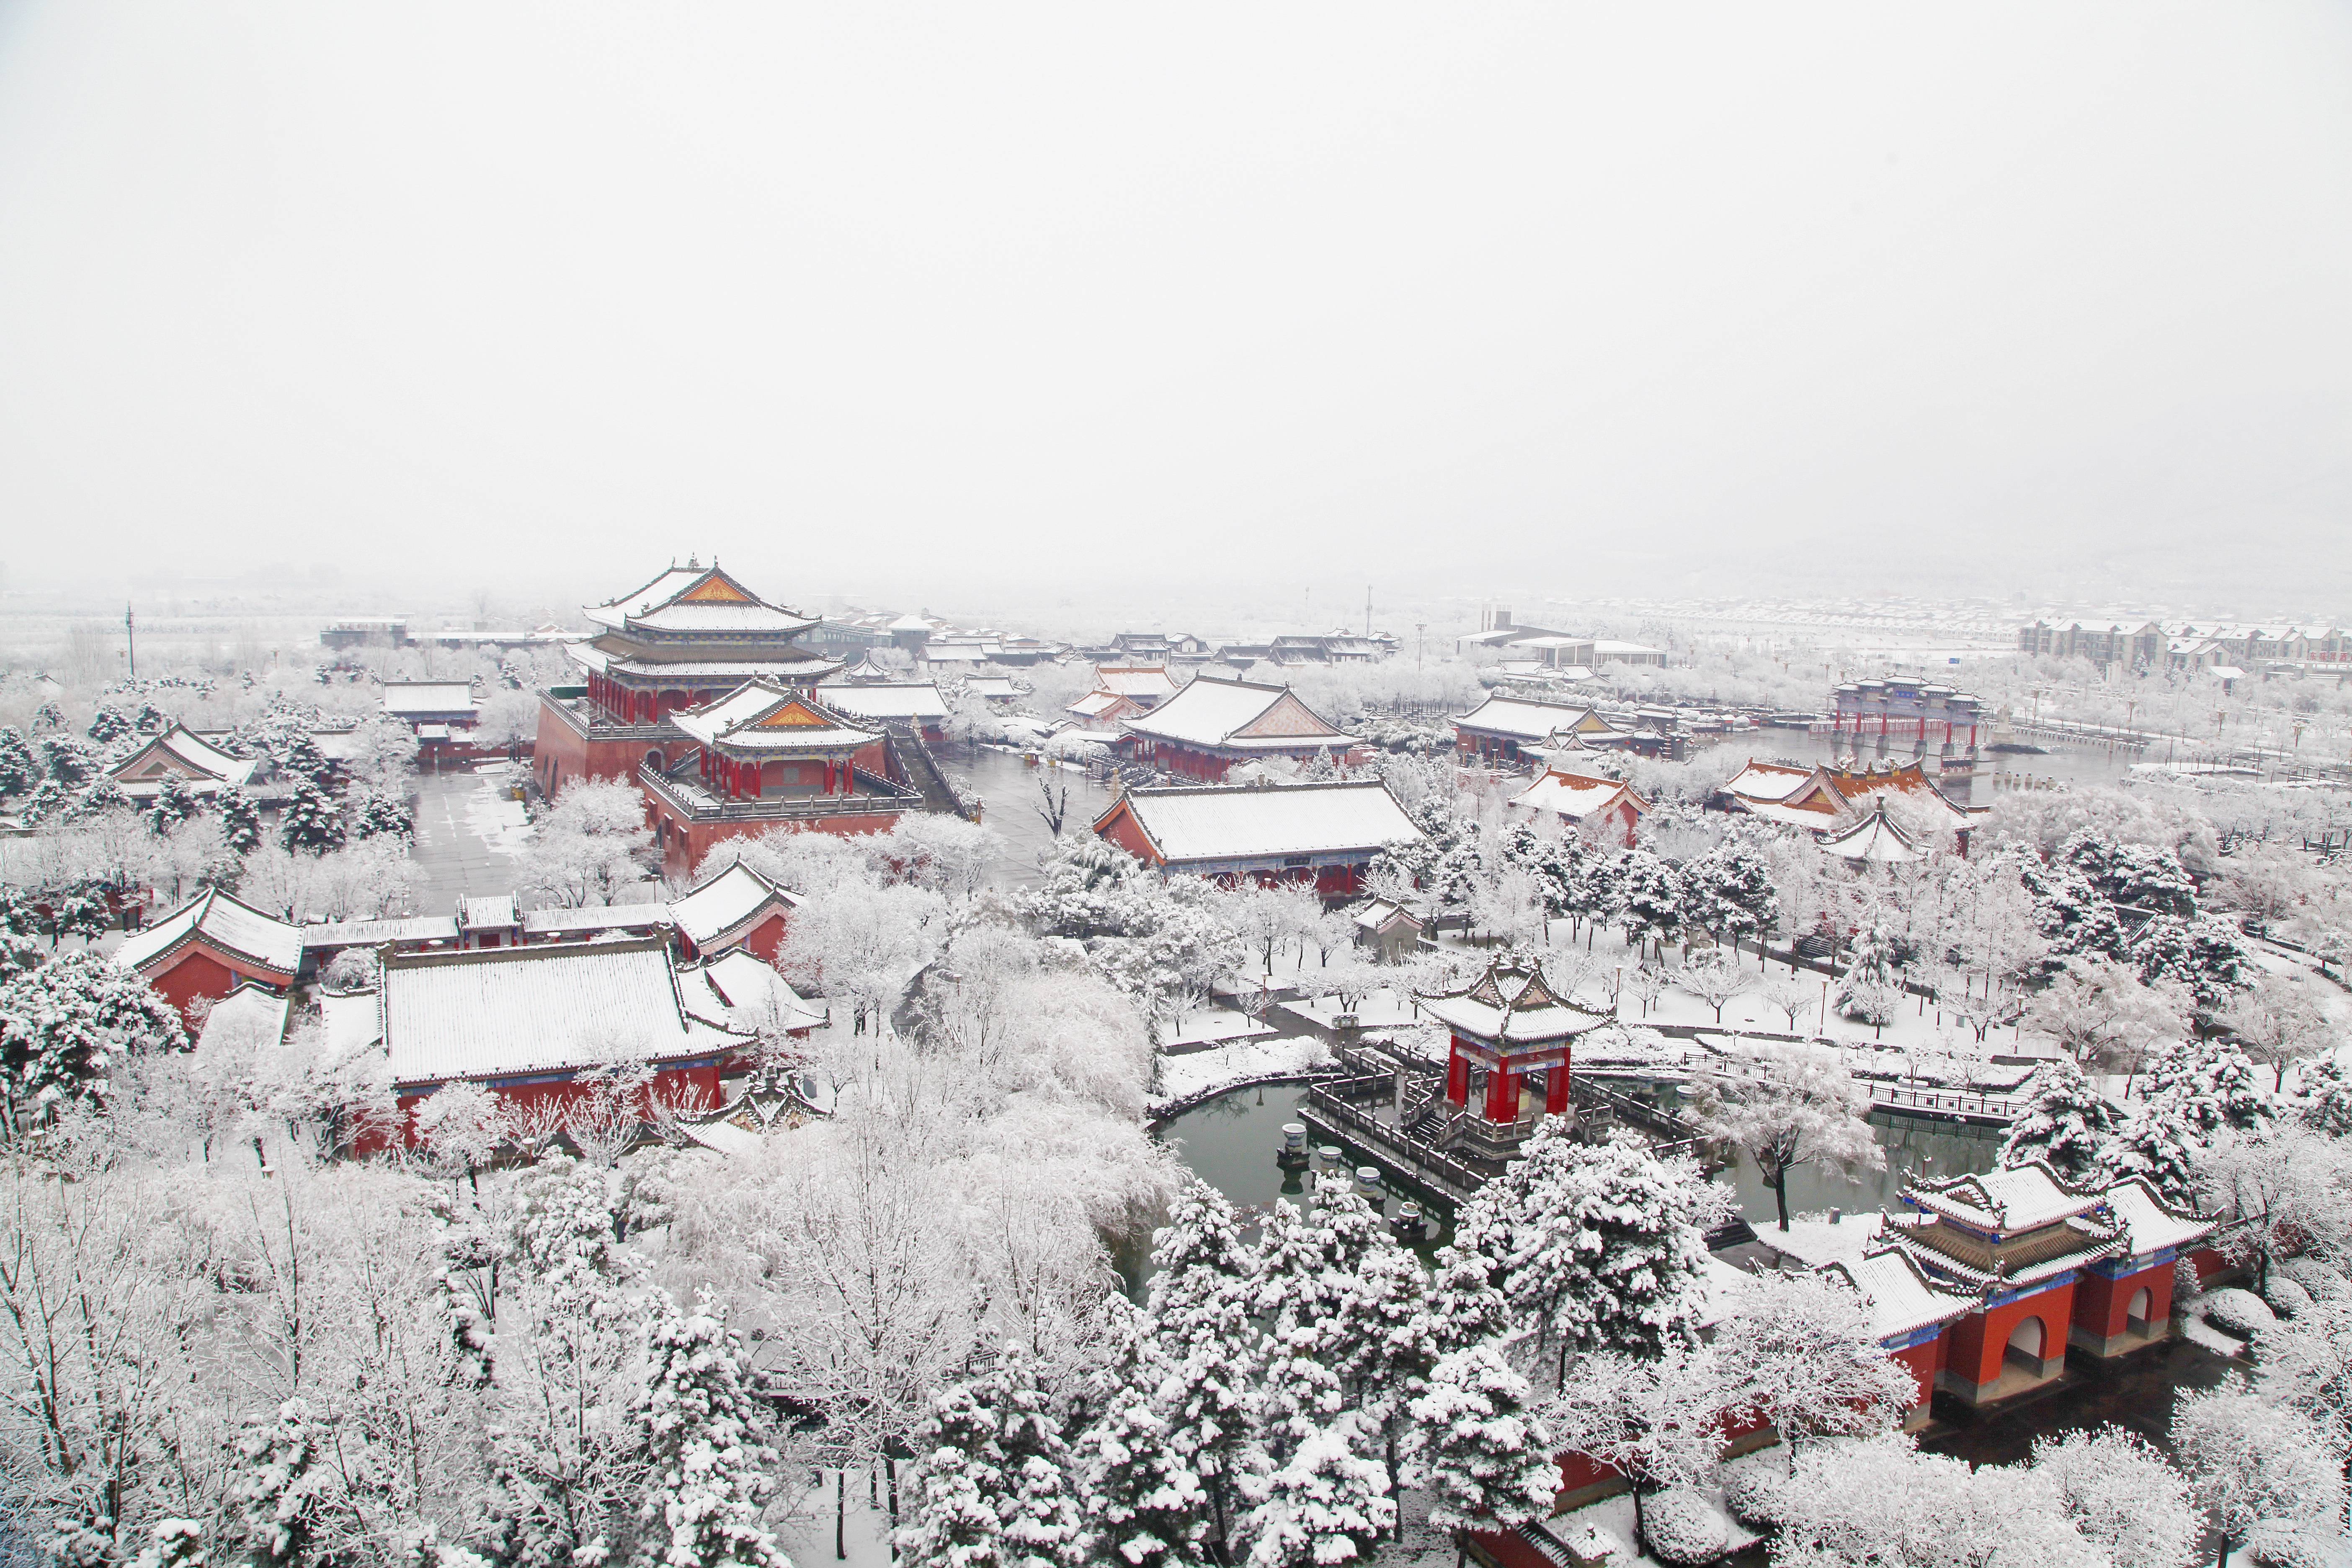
[1418, 958, 1613, 1158]
[114, 887, 303, 1024]
[1829, 678, 1988, 764]
[535, 560, 840, 797]
[1092, 779, 1424, 897]
[814, 681, 952, 743]
[372, 936, 753, 1149]
[1090, 665, 1180, 709]
[645, 683, 919, 876]
[1716, 758, 1975, 850]
[105, 723, 258, 803]
[1452, 694, 1621, 762]
[667, 861, 801, 962]
[1884, 1161, 2210, 1406]
[1119, 674, 1361, 779]
[1506, 767, 1649, 846]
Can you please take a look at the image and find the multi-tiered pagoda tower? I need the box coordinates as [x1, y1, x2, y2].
[534, 560, 840, 796]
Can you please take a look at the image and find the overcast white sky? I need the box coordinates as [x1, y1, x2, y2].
[0, 3, 2347, 612]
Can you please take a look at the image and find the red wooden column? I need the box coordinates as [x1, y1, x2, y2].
[1545, 1060, 1570, 1115]
[1445, 1039, 1470, 1106]
[1484, 1060, 1517, 1122]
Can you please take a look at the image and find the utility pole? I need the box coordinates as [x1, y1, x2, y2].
[125, 603, 136, 680]
[1364, 585, 1372, 638]
[1415, 622, 1426, 673]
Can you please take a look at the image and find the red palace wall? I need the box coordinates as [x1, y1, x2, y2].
[658, 810, 902, 880]
[383, 1058, 729, 1153]
[1887, 1337, 1946, 1419]
[144, 946, 291, 1026]
[1099, 808, 1157, 862]
[2071, 1261, 2176, 1355]
[1941, 1281, 2075, 1399]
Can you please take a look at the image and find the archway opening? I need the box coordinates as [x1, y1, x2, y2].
[2004, 1316, 2045, 1373]
[2127, 1287, 2153, 1334]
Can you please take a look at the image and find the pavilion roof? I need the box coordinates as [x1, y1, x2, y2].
[381, 681, 479, 718]
[1817, 803, 1927, 863]
[584, 562, 817, 637]
[817, 683, 952, 723]
[116, 887, 304, 979]
[1820, 1244, 1980, 1342]
[1120, 675, 1354, 752]
[668, 861, 802, 949]
[107, 724, 257, 789]
[685, 950, 826, 1034]
[382, 937, 748, 1086]
[1509, 767, 1647, 823]
[1901, 1160, 2108, 1235]
[1096, 780, 1424, 865]
[670, 681, 879, 754]
[1418, 957, 1612, 1044]
[1719, 760, 1813, 803]
[1453, 694, 1616, 743]
[2104, 1176, 2214, 1258]
[1093, 665, 1179, 699]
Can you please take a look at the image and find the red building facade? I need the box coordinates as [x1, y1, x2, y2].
[113, 888, 303, 1026]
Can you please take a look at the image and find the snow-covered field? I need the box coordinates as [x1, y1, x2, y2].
[1152, 1034, 1336, 1112]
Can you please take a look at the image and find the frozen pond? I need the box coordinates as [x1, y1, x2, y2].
[1154, 1086, 1997, 1237]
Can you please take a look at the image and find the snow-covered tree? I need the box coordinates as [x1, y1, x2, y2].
[1712, 1269, 1915, 1470]
[2026, 957, 2188, 1074]
[632, 1289, 790, 1568]
[521, 780, 653, 907]
[1690, 1043, 1883, 1232]
[1409, 1344, 1557, 1536]
[2217, 972, 2331, 1092]
[1245, 1417, 1395, 1568]
[1769, 1434, 2110, 1568]
[2130, 913, 2251, 1010]
[2256, 1295, 2352, 1467]
[1675, 949, 1754, 1024]
[2295, 1057, 2352, 1139]
[1143, 1180, 1266, 1564]
[897, 1346, 1079, 1568]
[142, 773, 200, 836]
[1832, 921, 1903, 1023]
[217, 785, 263, 853]
[0, 725, 37, 796]
[1616, 851, 1685, 959]
[1072, 1326, 1208, 1568]
[1998, 1058, 2128, 1185]
[2170, 1387, 2347, 1568]
[225, 1398, 329, 1568]
[414, 1081, 509, 1193]
[1547, 1346, 1725, 1555]
[2025, 1426, 2202, 1568]
[277, 781, 346, 852]
[2195, 1124, 2352, 1296]
[0, 950, 189, 1131]
[1683, 838, 1779, 951]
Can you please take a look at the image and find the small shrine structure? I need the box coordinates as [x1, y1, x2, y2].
[1418, 958, 1613, 1155]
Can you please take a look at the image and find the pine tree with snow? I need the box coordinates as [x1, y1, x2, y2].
[40, 734, 98, 787]
[0, 950, 189, 1127]
[143, 773, 200, 836]
[2061, 831, 2199, 917]
[350, 789, 416, 843]
[1615, 851, 1685, 958]
[217, 786, 263, 853]
[86, 704, 133, 747]
[1142, 1180, 1267, 1566]
[1998, 1058, 2127, 1184]
[2110, 1106, 2201, 1209]
[632, 1289, 791, 1568]
[2143, 1041, 2274, 1142]
[67, 777, 132, 821]
[128, 1519, 207, 1568]
[1253, 1183, 1390, 1456]
[0, 725, 36, 797]
[278, 781, 345, 852]
[1684, 838, 1779, 949]
[1410, 1345, 1557, 1536]
[897, 1346, 1079, 1568]
[1833, 920, 1903, 1021]
[226, 1399, 328, 1567]
[2293, 1056, 2352, 1137]
[1073, 1326, 1209, 1568]
[1245, 1417, 1395, 1568]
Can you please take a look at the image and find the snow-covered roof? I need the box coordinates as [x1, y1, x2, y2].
[459, 895, 518, 931]
[197, 984, 291, 1052]
[302, 915, 461, 950]
[1350, 897, 1422, 932]
[669, 682, 879, 754]
[318, 987, 384, 1055]
[1817, 805, 1926, 864]
[1720, 761, 1812, 803]
[1509, 768, 1645, 822]
[116, 888, 304, 979]
[1066, 691, 1137, 720]
[107, 725, 258, 789]
[1822, 1246, 1978, 1342]
[1100, 781, 1424, 865]
[519, 903, 676, 939]
[1453, 694, 1611, 743]
[1093, 666, 1179, 699]
[689, 950, 825, 1034]
[584, 565, 816, 636]
[601, 655, 836, 680]
[1418, 958, 1612, 1044]
[382, 938, 748, 1086]
[815, 683, 950, 723]
[1901, 1161, 2107, 1235]
[963, 676, 1020, 699]
[1121, 676, 1354, 752]
[381, 682, 479, 718]
[668, 862, 801, 949]
[2104, 1177, 2214, 1257]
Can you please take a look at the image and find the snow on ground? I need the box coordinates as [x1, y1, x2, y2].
[2177, 1291, 2250, 1360]
[1152, 1034, 1336, 1111]
[459, 765, 533, 857]
[1755, 1209, 1894, 1269]
[1293, 983, 1424, 1029]
[1166, 1006, 1278, 1049]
